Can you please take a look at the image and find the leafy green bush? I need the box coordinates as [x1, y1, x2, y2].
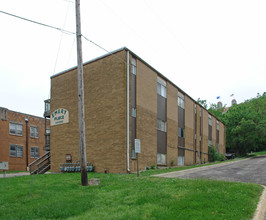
[209, 145, 226, 162]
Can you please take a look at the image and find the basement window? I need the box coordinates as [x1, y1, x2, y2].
[157, 153, 166, 165]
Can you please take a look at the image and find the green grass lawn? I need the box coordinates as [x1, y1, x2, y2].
[249, 150, 266, 156]
[0, 167, 263, 220]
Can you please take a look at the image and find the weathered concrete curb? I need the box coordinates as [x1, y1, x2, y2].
[153, 158, 251, 178]
[0, 172, 30, 178]
[253, 185, 266, 220]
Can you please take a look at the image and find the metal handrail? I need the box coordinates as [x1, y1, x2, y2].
[29, 151, 50, 175]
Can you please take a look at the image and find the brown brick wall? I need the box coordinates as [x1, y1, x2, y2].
[219, 123, 226, 154]
[212, 117, 217, 146]
[184, 96, 195, 165]
[166, 83, 178, 166]
[50, 50, 128, 173]
[0, 109, 47, 171]
[133, 57, 157, 171]
[201, 109, 209, 162]
[50, 48, 226, 173]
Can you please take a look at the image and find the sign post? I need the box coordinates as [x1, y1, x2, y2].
[135, 139, 141, 177]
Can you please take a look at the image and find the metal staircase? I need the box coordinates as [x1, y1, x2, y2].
[29, 151, 50, 175]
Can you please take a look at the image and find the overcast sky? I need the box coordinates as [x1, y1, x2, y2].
[1, 0, 265, 117]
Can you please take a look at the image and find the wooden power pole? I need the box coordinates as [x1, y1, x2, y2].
[75, 0, 88, 186]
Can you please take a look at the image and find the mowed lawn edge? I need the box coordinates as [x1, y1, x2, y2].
[0, 167, 263, 220]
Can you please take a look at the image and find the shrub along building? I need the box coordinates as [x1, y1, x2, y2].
[50, 47, 225, 174]
[0, 107, 49, 171]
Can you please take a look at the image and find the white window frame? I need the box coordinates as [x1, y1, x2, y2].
[9, 122, 23, 136]
[30, 126, 39, 138]
[178, 156, 184, 166]
[157, 153, 166, 165]
[131, 148, 136, 159]
[208, 116, 212, 126]
[131, 57, 136, 75]
[10, 144, 23, 157]
[157, 77, 167, 98]
[216, 121, 219, 130]
[131, 108, 136, 118]
[157, 119, 167, 132]
[178, 93, 185, 109]
[30, 147, 39, 158]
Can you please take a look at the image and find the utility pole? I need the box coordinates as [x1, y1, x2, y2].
[76, 0, 88, 186]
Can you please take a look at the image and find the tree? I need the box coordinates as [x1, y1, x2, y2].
[197, 98, 208, 109]
[208, 102, 226, 123]
[200, 93, 266, 156]
[222, 93, 266, 155]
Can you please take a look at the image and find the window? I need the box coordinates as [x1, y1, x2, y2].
[10, 145, 23, 157]
[195, 104, 197, 114]
[157, 153, 166, 164]
[157, 119, 167, 132]
[46, 129, 50, 134]
[1, 108, 7, 120]
[208, 140, 212, 146]
[30, 147, 39, 158]
[178, 127, 185, 138]
[30, 127, 39, 138]
[208, 116, 212, 126]
[178, 92, 185, 109]
[131, 108, 136, 118]
[131, 57, 136, 75]
[131, 148, 136, 159]
[216, 121, 219, 130]
[9, 123, 23, 136]
[157, 77, 167, 98]
[45, 100, 50, 112]
[178, 156, 184, 166]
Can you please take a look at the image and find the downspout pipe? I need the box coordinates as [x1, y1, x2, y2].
[126, 50, 130, 172]
[25, 118, 29, 171]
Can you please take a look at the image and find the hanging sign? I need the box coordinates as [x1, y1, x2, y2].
[51, 108, 69, 126]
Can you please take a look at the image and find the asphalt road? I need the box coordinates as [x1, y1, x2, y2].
[156, 157, 266, 186]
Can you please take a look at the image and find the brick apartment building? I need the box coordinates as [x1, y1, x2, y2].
[0, 107, 49, 171]
[50, 47, 226, 174]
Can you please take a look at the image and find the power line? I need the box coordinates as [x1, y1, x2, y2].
[53, 1, 73, 74]
[0, 10, 75, 35]
[0, 9, 127, 67]
[82, 35, 127, 64]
